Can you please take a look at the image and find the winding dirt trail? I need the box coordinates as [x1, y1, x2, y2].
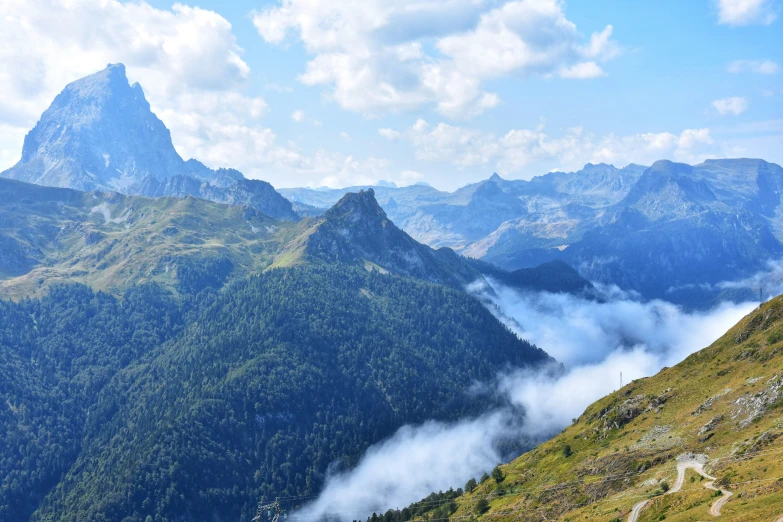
[627, 455, 732, 522]
[704, 480, 733, 516]
[772, 515, 783, 522]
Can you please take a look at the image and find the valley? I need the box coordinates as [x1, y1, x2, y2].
[0, 28, 781, 522]
[365, 297, 783, 522]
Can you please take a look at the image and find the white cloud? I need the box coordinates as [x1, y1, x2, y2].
[0, 0, 392, 188]
[291, 109, 306, 122]
[579, 24, 623, 61]
[392, 119, 718, 175]
[712, 96, 749, 116]
[253, 0, 622, 118]
[295, 278, 757, 521]
[727, 59, 780, 74]
[309, 153, 391, 188]
[558, 61, 605, 79]
[715, 0, 779, 25]
[400, 169, 424, 182]
[293, 411, 516, 522]
[378, 128, 402, 140]
[339, 131, 351, 142]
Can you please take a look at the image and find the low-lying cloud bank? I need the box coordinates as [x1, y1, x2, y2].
[291, 411, 519, 522]
[292, 277, 761, 521]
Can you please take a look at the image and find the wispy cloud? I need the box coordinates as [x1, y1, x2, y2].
[727, 59, 779, 75]
[712, 96, 749, 116]
[715, 0, 779, 25]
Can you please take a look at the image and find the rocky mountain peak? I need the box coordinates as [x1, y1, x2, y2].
[325, 189, 388, 224]
[6, 63, 183, 191]
[1, 65, 298, 221]
[646, 159, 694, 177]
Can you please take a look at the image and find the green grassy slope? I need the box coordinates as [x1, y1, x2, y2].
[410, 297, 783, 522]
[0, 178, 303, 298]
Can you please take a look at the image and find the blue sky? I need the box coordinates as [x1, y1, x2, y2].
[0, 0, 781, 190]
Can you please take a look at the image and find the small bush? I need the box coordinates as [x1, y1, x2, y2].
[491, 466, 504, 483]
[474, 498, 489, 515]
[562, 445, 573, 458]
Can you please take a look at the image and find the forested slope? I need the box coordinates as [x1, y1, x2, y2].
[0, 266, 550, 522]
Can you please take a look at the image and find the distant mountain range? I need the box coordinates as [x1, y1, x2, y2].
[283, 158, 783, 307]
[3, 64, 782, 308]
[0, 176, 588, 300]
[0, 64, 298, 221]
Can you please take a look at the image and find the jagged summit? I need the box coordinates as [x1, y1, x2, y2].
[1, 64, 298, 220]
[275, 189, 482, 287]
[7, 63, 187, 191]
[325, 188, 387, 223]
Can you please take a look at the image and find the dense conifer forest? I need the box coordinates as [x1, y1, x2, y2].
[0, 265, 549, 522]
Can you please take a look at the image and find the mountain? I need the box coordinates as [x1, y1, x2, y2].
[377, 296, 783, 522]
[0, 64, 298, 220]
[273, 189, 483, 288]
[0, 179, 521, 298]
[466, 258, 595, 296]
[0, 269, 551, 522]
[0, 177, 300, 299]
[282, 160, 783, 307]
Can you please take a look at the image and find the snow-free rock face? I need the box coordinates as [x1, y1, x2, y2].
[276, 189, 483, 287]
[5, 64, 186, 191]
[1, 64, 298, 220]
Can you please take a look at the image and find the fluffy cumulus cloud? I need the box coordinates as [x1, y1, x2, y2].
[294, 277, 757, 521]
[0, 0, 270, 167]
[0, 0, 391, 187]
[253, 0, 623, 118]
[0, 0, 302, 180]
[715, 0, 779, 25]
[713, 96, 749, 116]
[727, 59, 780, 74]
[291, 109, 306, 122]
[381, 119, 717, 176]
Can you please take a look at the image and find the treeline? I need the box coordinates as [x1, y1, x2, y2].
[357, 467, 507, 522]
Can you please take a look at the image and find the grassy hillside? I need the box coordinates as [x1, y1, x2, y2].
[0, 177, 302, 298]
[397, 297, 783, 522]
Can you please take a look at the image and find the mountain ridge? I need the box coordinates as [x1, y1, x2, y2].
[281, 158, 783, 307]
[1, 178, 583, 299]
